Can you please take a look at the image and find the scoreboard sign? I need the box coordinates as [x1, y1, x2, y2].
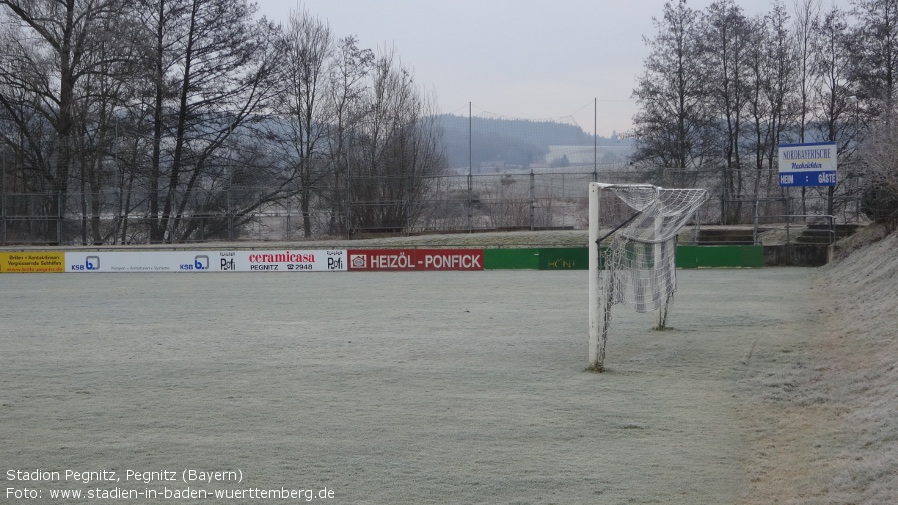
[778, 142, 837, 187]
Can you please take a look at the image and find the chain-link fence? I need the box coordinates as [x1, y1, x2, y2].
[0, 164, 866, 246]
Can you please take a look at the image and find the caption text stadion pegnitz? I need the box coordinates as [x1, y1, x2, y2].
[6, 469, 335, 501]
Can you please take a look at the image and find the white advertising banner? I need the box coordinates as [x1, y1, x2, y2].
[65, 251, 215, 272]
[222, 250, 346, 272]
[64, 250, 346, 273]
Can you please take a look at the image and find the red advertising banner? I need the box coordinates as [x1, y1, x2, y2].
[347, 249, 484, 271]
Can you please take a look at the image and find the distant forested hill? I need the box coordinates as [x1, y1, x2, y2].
[436, 114, 631, 171]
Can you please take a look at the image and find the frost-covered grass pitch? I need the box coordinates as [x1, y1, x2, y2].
[1, 268, 826, 504]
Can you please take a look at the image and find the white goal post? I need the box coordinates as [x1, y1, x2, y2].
[588, 182, 709, 372]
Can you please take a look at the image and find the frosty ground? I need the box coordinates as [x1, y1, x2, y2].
[1, 228, 896, 504]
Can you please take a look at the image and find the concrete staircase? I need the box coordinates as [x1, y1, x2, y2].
[696, 228, 757, 245]
[795, 224, 860, 244]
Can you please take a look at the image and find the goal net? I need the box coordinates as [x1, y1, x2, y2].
[588, 182, 709, 371]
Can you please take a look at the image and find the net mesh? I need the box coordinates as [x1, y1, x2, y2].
[600, 186, 709, 313]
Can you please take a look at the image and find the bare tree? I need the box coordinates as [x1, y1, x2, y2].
[351, 47, 446, 233]
[136, 0, 282, 243]
[0, 20, 52, 202]
[763, 2, 797, 184]
[814, 3, 861, 221]
[793, 0, 820, 142]
[745, 14, 771, 201]
[846, 0, 898, 117]
[743, 1, 797, 202]
[814, 7, 857, 146]
[274, 6, 335, 238]
[705, 0, 752, 223]
[0, 0, 125, 243]
[325, 36, 373, 235]
[630, 0, 715, 186]
[859, 109, 898, 229]
[70, 4, 149, 245]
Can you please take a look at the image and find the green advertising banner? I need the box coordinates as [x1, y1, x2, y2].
[538, 248, 589, 270]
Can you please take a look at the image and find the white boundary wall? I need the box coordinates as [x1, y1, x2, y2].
[2, 248, 490, 273]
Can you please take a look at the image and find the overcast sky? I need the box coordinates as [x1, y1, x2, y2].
[256, 0, 848, 138]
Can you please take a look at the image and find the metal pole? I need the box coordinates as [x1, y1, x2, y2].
[827, 185, 835, 220]
[593, 97, 598, 182]
[347, 138, 352, 240]
[227, 170, 233, 241]
[405, 173, 411, 235]
[113, 120, 121, 244]
[753, 198, 760, 245]
[468, 102, 473, 233]
[57, 190, 64, 246]
[169, 189, 177, 244]
[285, 198, 291, 241]
[653, 207, 664, 329]
[529, 169, 535, 230]
[1, 150, 5, 246]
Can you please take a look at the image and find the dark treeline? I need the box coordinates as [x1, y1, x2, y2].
[0, 0, 444, 244]
[631, 0, 898, 227]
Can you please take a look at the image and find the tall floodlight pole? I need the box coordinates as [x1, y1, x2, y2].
[468, 102, 473, 232]
[593, 98, 598, 182]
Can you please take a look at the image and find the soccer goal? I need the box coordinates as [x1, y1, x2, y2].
[588, 182, 709, 372]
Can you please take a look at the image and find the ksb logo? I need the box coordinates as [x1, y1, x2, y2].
[71, 256, 99, 271]
[180, 255, 209, 270]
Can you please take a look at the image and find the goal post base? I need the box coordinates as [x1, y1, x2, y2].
[586, 363, 605, 373]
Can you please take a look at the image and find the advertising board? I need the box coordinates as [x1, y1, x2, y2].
[347, 249, 484, 271]
[64, 250, 346, 272]
[224, 250, 346, 272]
[778, 142, 837, 187]
[65, 251, 212, 272]
[0, 252, 65, 273]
